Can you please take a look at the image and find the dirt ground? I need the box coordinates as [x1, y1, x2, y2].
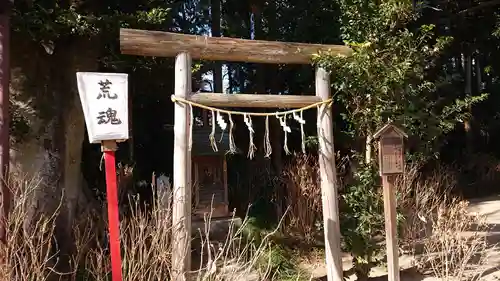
[465, 196, 500, 281]
[300, 195, 500, 281]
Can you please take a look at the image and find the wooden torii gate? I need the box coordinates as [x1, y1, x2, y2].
[120, 28, 352, 281]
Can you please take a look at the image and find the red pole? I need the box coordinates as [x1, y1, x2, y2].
[103, 141, 123, 281]
[0, 0, 12, 245]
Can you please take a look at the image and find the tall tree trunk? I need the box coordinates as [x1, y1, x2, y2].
[475, 52, 482, 94]
[50, 60, 70, 270]
[211, 0, 223, 94]
[464, 53, 473, 153]
[204, 0, 223, 127]
[365, 132, 372, 165]
[251, 2, 267, 164]
[457, 53, 464, 76]
[228, 64, 234, 92]
[0, 1, 11, 244]
[267, 0, 283, 173]
[466, 54, 472, 95]
[252, 3, 265, 95]
[10, 35, 100, 274]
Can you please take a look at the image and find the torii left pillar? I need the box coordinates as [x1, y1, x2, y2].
[172, 52, 192, 281]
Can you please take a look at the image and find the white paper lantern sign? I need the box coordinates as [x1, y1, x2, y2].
[76, 72, 129, 143]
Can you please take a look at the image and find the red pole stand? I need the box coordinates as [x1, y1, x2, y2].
[102, 141, 123, 281]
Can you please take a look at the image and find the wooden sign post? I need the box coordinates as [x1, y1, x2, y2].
[77, 72, 129, 281]
[373, 123, 407, 281]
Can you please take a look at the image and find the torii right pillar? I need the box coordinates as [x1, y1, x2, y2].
[316, 66, 343, 281]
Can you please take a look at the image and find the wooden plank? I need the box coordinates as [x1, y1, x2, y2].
[382, 175, 400, 281]
[172, 52, 192, 281]
[189, 93, 322, 108]
[194, 161, 199, 209]
[120, 28, 352, 64]
[316, 66, 343, 281]
[223, 157, 228, 214]
[101, 140, 117, 152]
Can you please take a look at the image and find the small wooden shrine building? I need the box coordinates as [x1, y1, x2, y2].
[191, 103, 232, 219]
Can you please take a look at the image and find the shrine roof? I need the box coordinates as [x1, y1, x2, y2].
[372, 123, 408, 140]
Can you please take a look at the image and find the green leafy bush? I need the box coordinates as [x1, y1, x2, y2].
[340, 162, 385, 280]
[314, 0, 487, 161]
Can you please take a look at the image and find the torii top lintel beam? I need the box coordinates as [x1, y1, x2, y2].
[120, 28, 352, 65]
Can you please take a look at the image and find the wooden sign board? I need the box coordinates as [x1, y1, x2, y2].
[76, 72, 129, 143]
[373, 123, 407, 176]
[379, 134, 404, 175]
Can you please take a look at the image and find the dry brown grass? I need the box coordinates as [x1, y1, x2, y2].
[396, 163, 493, 280]
[0, 174, 63, 281]
[84, 195, 174, 281]
[277, 153, 494, 280]
[0, 173, 276, 281]
[396, 163, 456, 255]
[193, 209, 290, 280]
[422, 200, 490, 281]
[280, 153, 321, 242]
